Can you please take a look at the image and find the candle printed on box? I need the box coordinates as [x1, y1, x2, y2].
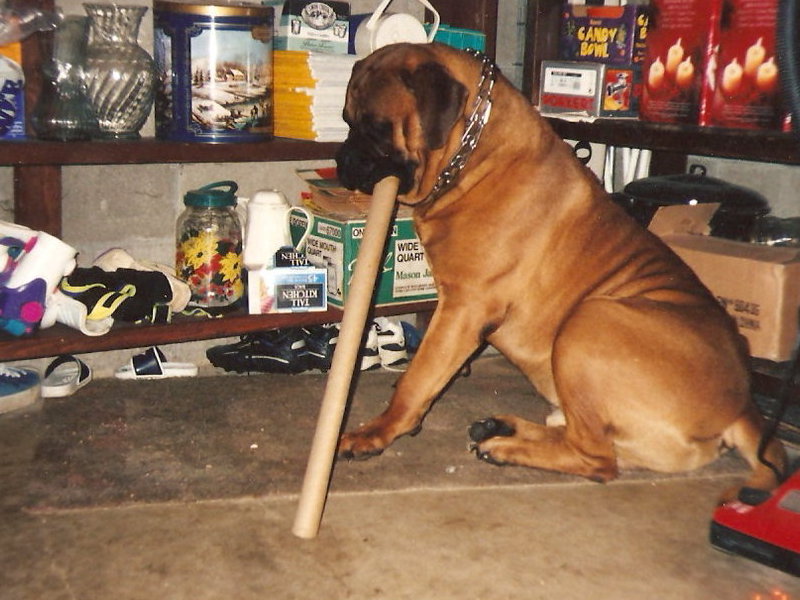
[641, 0, 719, 124]
[709, 0, 782, 131]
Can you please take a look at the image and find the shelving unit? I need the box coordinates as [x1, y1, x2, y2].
[4, 0, 799, 373]
[0, 0, 497, 361]
[524, 0, 800, 172]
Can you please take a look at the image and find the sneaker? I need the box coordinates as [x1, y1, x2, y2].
[301, 324, 339, 372]
[0, 365, 40, 415]
[374, 317, 408, 368]
[206, 329, 307, 374]
[360, 322, 381, 371]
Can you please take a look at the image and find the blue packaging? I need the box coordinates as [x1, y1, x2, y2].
[0, 43, 26, 140]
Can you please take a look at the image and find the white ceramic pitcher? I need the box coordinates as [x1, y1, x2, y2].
[241, 190, 312, 270]
[354, 0, 440, 56]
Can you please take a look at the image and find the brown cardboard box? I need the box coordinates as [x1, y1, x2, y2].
[649, 205, 800, 362]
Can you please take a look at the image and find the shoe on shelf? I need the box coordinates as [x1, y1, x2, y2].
[0, 365, 40, 415]
[206, 329, 308, 374]
[374, 317, 408, 368]
[302, 324, 339, 372]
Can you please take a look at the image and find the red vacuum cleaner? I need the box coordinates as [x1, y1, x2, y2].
[710, 329, 800, 575]
[710, 470, 800, 576]
[710, 1, 800, 575]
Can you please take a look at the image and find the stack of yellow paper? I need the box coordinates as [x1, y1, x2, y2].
[274, 50, 358, 142]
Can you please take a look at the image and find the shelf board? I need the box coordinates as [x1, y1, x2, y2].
[546, 118, 800, 165]
[1, 137, 342, 166]
[0, 300, 437, 361]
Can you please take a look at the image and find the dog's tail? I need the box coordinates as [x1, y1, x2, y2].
[720, 403, 788, 504]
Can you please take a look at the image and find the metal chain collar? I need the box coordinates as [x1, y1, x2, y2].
[401, 49, 497, 208]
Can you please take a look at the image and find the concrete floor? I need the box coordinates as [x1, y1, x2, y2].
[1, 357, 799, 599]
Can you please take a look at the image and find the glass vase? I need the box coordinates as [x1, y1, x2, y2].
[82, 3, 155, 139]
[32, 16, 100, 141]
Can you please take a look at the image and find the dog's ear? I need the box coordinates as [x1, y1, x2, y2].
[400, 62, 468, 150]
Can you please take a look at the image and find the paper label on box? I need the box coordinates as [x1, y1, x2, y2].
[543, 65, 598, 96]
[393, 238, 435, 298]
[304, 235, 344, 301]
[247, 267, 327, 314]
[275, 0, 350, 53]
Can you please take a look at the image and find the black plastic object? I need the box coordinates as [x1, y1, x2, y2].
[618, 164, 770, 240]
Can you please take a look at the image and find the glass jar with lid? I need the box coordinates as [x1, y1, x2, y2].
[175, 180, 243, 310]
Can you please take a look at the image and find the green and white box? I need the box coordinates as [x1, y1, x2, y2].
[290, 208, 437, 308]
[274, 0, 350, 54]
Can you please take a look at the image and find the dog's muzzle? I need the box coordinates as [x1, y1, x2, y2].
[335, 134, 417, 196]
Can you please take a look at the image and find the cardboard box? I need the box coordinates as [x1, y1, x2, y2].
[708, 0, 782, 131]
[601, 64, 641, 117]
[0, 43, 25, 139]
[539, 60, 640, 118]
[290, 209, 437, 308]
[291, 170, 436, 307]
[649, 204, 800, 362]
[558, 2, 650, 66]
[274, 0, 350, 54]
[247, 248, 327, 314]
[641, 0, 720, 124]
[539, 61, 604, 116]
[426, 23, 486, 52]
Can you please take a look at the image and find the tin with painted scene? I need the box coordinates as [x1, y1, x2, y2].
[153, 1, 273, 142]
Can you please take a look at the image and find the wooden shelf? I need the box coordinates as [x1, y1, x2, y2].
[0, 300, 437, 361]
[2, 137, 341, 166]
[545, 118, 800, 165]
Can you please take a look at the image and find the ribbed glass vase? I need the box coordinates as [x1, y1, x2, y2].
[82, 3, 155, 139]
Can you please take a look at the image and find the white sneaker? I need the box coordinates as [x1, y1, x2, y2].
[374, 317, 408, 368]
[359, 322, 381, 371]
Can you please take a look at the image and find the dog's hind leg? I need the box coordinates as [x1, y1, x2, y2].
[337, 301, 489, 460]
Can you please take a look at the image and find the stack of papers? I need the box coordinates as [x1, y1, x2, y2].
[273, 50, 358, 142]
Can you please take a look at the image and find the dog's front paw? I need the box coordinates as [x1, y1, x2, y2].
[337, 430, 388, 461]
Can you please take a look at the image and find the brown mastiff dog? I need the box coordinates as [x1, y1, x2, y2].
[334, 42, 787, 501]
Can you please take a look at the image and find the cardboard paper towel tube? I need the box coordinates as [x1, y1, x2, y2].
[292, 175, 400, 539]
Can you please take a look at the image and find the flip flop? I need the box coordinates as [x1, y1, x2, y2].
[42, 355, 92, 398]
[115, 346, 198, 380]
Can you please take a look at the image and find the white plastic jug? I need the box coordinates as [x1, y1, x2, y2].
[241, 190, 313, 270]
[354, 0, 440, 56]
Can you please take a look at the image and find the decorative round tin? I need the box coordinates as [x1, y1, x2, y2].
[153, 1, 273, 142]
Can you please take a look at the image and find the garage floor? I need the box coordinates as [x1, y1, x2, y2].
[1, 355, 798, 599]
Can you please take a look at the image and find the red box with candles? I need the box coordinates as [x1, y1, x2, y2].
[640, 0, 721, 124]
[707, 0, 783, 131]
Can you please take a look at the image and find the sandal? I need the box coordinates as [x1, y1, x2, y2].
[42, 354, 92, 398]
[115, 346, 198, 380]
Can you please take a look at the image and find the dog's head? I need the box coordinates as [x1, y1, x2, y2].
[336, 43, 469, 197]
